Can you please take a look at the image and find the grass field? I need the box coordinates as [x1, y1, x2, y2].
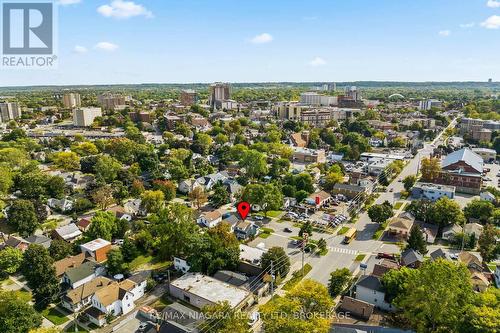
[255, 210, 283, 218]
[393, 202, 404, 210]
[65, 324, 88, 333]
[282, 264, 313, 291]
[129, 255, 171, 271]
[42, 307, 70, 325]
[259, 227, 274, 238]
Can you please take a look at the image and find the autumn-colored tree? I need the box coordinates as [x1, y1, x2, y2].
[420, 157, 441, 182]
[189, 187, 208, 210]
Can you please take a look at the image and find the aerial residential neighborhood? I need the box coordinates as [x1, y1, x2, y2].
[0, 1, 499, 333]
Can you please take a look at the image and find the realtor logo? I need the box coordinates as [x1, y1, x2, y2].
[1, 1, 57, 68]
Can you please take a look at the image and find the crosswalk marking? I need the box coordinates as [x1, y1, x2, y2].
[328, 246, 358, 255]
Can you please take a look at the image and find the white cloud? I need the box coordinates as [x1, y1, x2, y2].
[250, 33, 273, 44]
[94, 42, 119, 51]
[438, 30, 451, 37]
[58, 0, 81, 5]
[309, 57, 326, 66]
[481, 15, 500, 29]
[459, 22, 475, 28]
[487, 0, 500, 8]
[73, 45, 88, 53]
[97, 0, 153, 19]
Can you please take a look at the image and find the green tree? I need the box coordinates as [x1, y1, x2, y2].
[317, 238, 327, 253]
[86, 211, 117, 241]
[368, 201, 394, 223]
[48, 239, 73, 261]
[0, 291, 43, 333]
[121, 238, 138, 262]
[381, 266, 417, 303]
[141, 190, 165, 214]
[21, 245, 59, 309]
[261, 247, 290, 278]
[477, 223, 500, 262]
[0, 247, 23, 276]
[429, 197, 465, 228]
[7, 199, 39, 236]
[71, 141, 98, 156]
[260, 279, 334, 333]
[200, 301, 249, 333]
[209, 182, 230, 208]
[464, 199, 495, 224]
[51, 151, 80, 171]
[91, 186, 115, 210]
[152, 180, 176, 201]
[107, 249, 127, 276]
[394, 259, 474, 333]
[406, 225, 428, 254]
[328, 268, 352, 297]
[461, 288, 500, 333]
[239, 149, 268, 179]
[420, 157, 441, 182]
[15, 171, 48, 199]
[94, 155, 122, 183]
[46, 176, 66, 199]
[299, 221, 313, 238]
[402, 175, 417, 192]
[0, 167, 13, 195]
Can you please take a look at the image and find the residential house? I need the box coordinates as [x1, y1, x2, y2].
[339, 296, 374, 321]
[470, 272, 490, 292]
[429, 248, 452, 262]
[173, 257, 191, 273]
[52, 223, 82, 243]
[224, 179, 243, 202]
[234, 221, 259, 240]
[106, 205, 132, 221]
[354, 275, 393, 312]
[76, 217, 93, 232]
[400, 249, 423, 268]
[62, 260, 105, 289]
[62, 276, 113, 313]
[194, 171, 229, 191]
[47, 198, 74, 212]
[464, 223, 484, 238]
[169, 273, 254, 310]
[387, 212, 415, 240]
[87, 282, 136, 326]
[54, 253, 87, 278]
[25, 235, 52, 249]
[494, 265, 500, 287]
[480, 191, 496, 203]
[416, 222, 438, 244]
[178, 179, 194, 194]
[123, 198, 144, 216]
[3, 236, 30, 252]
[80, 238, 112, 263]
[372, 259, 399, 277]
[292, 148, 326, 164]
[221, 213, 239, 232]
[197, 210, 222, 228]
[442, 224, 463, 241]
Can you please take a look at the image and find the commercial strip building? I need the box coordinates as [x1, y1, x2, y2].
[169, 273, 254, 310]
[411, 182, 455, 201]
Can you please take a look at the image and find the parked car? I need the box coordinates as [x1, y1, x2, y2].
[138, 322, 149, 332]
[377, 252, 396, 260]
[283, 227, 293, 233]
[254, 216, 264, 221]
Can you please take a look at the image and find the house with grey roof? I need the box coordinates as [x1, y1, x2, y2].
[62, 260, 105, 289]
[52, 223, 82, 243]
[25, 234, 52, 249]
[400, 249, 423, 268]
[354, 275, 393, 312]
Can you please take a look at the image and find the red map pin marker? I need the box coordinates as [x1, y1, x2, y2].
[237, 201, 250, 220]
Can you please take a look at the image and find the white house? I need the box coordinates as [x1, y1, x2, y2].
[47, 198, 74, 212]
[174, 257, 191, 273]
[178, 179, 194, 194]
[480, 191, 496, 203]
[355, 275, 394, 312]
[196, 210, 222, 228]
[123, 198, 144, 216]
[88, 282, 135, 326]
[411, 182, 455, 201]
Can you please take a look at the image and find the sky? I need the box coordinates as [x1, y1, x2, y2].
[1, 0, 500, 86]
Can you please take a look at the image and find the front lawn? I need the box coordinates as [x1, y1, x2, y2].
[282, 264, 313, 291]
[42, 307, 70, 325]
[393, 202, 404, 210]
[255, 210, 283, 218]
[259, 227, 274, 239]
[65, 324, 88, 333]
[129, 255, 171, 271]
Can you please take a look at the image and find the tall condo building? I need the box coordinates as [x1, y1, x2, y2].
[0, 102, 22, 122]
[98, 93, 126, 110]
[62, 93, 81, 108]
[180, 89, 198, 106]
[73, 107, 102, 127]
[208, 82, 231, 109]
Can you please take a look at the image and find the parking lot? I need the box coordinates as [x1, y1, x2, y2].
[483, 161, 500, 189]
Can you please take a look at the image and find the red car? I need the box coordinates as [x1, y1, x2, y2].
[377, 252, 396, 260]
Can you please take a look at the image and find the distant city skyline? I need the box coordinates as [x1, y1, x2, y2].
[1, 0, 499, 86]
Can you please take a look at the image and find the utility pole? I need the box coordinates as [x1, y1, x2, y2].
[302, 232, 309, 277]
[270, 260, 274, 297]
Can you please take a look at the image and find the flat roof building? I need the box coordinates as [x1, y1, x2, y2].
[73, 107, 102, 127]
[169, 273, 253, 310]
